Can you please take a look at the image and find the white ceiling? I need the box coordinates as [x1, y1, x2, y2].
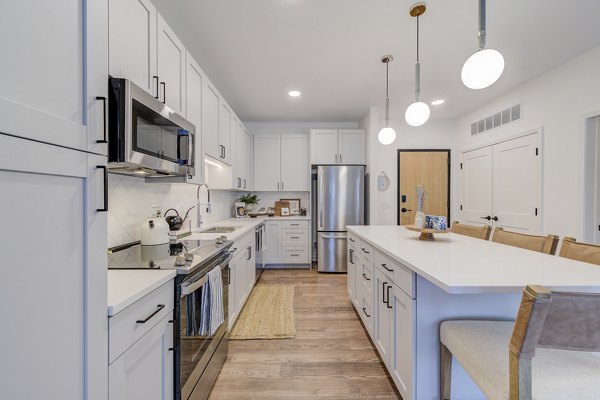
[156, 0, 600, 123]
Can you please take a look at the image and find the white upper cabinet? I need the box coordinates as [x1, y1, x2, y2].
[339, 129, 366, 164]
[219, 101, 232, 164]
[245, 128, 254, 191]
[254, 134, 281, 191]
[0, 0, 108, 154]
[311, 129, 339, 164]
[235, 121, 252, 190]
[109, 0, 157, 96]
[281, 134, 309, 191]
[157, 15, 185, 114]
[203, 82, 220, 161]
[185, 51, 204, 184]
[231, 115, 239, 188]
[310, 129, 366, 165]
[254, 133, 309, 191]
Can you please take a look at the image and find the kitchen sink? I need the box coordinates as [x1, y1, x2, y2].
[200, 226, 239, 233]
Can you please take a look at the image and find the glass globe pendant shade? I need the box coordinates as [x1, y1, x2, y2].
[404, 101, 430, 127]
[461, 48, 505, 89]
[378, 126, 397, 145]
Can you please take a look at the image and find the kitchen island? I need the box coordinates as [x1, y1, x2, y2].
[347, 225, 600, 400]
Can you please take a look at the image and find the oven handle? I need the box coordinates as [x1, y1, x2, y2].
[180, 253, 233, 297]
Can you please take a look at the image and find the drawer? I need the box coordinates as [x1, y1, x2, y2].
[109, 280, 174, 364]
[282, 247, 308, 263]
[282, 229, 308, 246]
[358, 241, 374, 264]
[359, 297, 373, 337]
[348, 232, 359, 247]
[280, 220, 309, 230]
[374, 250, 414, 298]
[359, 261, 373, 305]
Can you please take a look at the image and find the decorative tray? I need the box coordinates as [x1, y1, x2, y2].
[405, 225, 450, 241]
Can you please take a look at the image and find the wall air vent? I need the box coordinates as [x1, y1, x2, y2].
[470, 103, 522, 136]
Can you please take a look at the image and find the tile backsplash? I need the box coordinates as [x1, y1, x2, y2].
[107, 173, 311, 248]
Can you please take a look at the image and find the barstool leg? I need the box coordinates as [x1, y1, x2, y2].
[440, 343, 452, 400]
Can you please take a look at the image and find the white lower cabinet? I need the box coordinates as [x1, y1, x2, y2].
[228, 232, 257, 326]
[109, 281, 174, 400]
[348, 237, 415, 400]
[264, 220, 310, 265]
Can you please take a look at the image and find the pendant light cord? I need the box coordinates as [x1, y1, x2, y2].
[414, 12, 421, 101]
[478, 0, 487, 50]
[385, 59, 390, 126]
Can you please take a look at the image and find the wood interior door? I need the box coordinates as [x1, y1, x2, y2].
[398, 150, 450, 226]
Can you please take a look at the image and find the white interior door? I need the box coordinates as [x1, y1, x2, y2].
[281, 134, 309, 191]
[185, 52, 204, 184]
[461, 147, 493, 226]
[339, 129, 365, 164]
[493, 133, 541, 233]
[109, 0, 157, 96]
[157, 15, 185, 114]
[311, 129, 339, 164]
[253, 134, 281, 191]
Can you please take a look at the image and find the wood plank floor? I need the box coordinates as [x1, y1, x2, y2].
[208, 268, 400, 400]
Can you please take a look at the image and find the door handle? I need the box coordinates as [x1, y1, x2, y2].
[247, 246, 252, 261]
[96, 165, 108, 212]
[153, 76, 159, 99]
[335, 154, 338, 163]
[362, 273, 370, 281]
[382, 282, 389, 305]
[95, 96, 108, 144]
[281, 181, 284, 190]
[492, 216, 499, 222]
[401, 208, 412, 213]
[136, 304, 165, 324]
[237, 177, 241, 188]
[386, 285, 392, 309]
[339, 153, 342, 163]
[223, 146, 226, 159]
[381, 263, 394, 272]
[243, 179, 246, 189]
[362, 307, 371, 318]
[480, 216, 492, 221]
[349, 248, 354, 264]
[160, 82, 166, 104]
[361, 247, 370, 254]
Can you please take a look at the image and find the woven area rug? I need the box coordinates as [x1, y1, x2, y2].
[229, 285, 296, 340]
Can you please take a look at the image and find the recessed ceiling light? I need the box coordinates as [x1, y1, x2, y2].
[288, 90, 301, 98]
[431, 99, 445, 106]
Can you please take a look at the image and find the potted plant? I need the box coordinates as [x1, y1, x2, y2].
[238, 193, 259, 212]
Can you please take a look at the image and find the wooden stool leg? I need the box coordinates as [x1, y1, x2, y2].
[440, 343, 452, 400]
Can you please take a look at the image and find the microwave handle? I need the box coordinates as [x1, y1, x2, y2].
[177, 132, 192, 165]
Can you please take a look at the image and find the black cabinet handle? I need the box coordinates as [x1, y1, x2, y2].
[381, 263, 394, 272]
[362, 273, 370, 281]
[386, 285, 392, 309]
[480, 216, 492, 221]
[223, 146, 226, 159]
[362, 307, 371, 318]
[153, 76, 159, 99]
[95, 96, 108, 144]
[382, 282, 389, 305]
[231, 247, 237, 253]
[492, 216, 499, 222]
[247, 246, 252, 261]
[160, 82, 166, 104]
[136, 304, 165, 324]
[349, 249, 354, 264]
[361, 248, 370, 254]
[96, 165, 108, 212]
[349, 238, 355, 243]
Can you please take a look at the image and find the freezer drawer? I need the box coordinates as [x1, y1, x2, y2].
[317, 232, 348, 273]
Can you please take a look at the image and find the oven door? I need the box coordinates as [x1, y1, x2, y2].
[178, 259, 230, 400]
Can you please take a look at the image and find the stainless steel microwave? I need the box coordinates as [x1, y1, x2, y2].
[108, 77, 195, 177]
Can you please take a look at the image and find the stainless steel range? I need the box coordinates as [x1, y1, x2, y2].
[108, 238, 233, 400]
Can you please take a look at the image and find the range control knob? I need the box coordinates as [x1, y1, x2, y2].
[148, 260, 158, 269]
[175, 256, 187, 267]
[184, 253, 194, 262]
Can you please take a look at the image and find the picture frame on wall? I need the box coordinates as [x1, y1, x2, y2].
[281, 198, 301, 215]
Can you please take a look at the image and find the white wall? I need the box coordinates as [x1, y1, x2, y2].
[368, 115, 456, 225]
[454, 46, 600, 239]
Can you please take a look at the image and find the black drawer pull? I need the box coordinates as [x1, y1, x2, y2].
[362, 248, 370, 254]
[96, 165, 108, 212]
[95, 96, 108, 143]
[381, 263, 394, 272]
[362, 307, 371, 318]
[290, 236, 300, 239]
[290, 254, 300, 257]
[136, 304, 165, 324]
[386, 285, 393, 309]
[349, 238, 355, 243]
[362, 273, 370, 281]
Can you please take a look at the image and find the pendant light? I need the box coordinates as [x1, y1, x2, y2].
[405, 3, 430, 127]
[461, 0, 505, 89]
[378, 55, 396, 145]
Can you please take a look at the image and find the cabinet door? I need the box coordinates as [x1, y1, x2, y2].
[339, 129, 365, 164]
[236, 121, 248, 190]
[461, 146, 493, 227]
[281, 134, 309, 191]
[203, 82, 220, 160]
[235, 250, 248, 314]
[310, 129, 339, 164]
[157, 15, 185, 114]
[109, 314, 173, 400]
[265, 221, 280, 263]
[245, 128, 254, 190]
[374, 267, 392, 367]
[254, 135, 281, 191]
[228, 251, 238, 326]
[0, 135, 89, 400]
[109, 0, 157, 96]
[219, 102, 232, 164]
[0, 0, 90, 150]
[493, 133, 541, 233]
[185, 52, 204, 184]
[246, 242, 256, 293]
[231, 115, 240, 188]
[390, 284, 415, 400]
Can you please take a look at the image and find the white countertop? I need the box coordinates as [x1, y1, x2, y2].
[348, 225, 600, 294]
[107, 270, 176, 316]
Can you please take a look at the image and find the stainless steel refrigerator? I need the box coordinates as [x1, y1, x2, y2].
[313, 165, 365, 273]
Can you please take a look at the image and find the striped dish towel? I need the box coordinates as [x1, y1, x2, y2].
[207, 265, 224, 336]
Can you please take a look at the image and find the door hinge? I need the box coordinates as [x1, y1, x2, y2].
[535, 148, 539, 156]
[460, 162, 463, 170]
[460, 205, 463, 210]
[535, 208, 538, 216]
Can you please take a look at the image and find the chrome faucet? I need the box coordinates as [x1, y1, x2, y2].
[196, 183, 211, 228]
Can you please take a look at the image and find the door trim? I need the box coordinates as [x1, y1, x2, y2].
[397, 149, 451, 226]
